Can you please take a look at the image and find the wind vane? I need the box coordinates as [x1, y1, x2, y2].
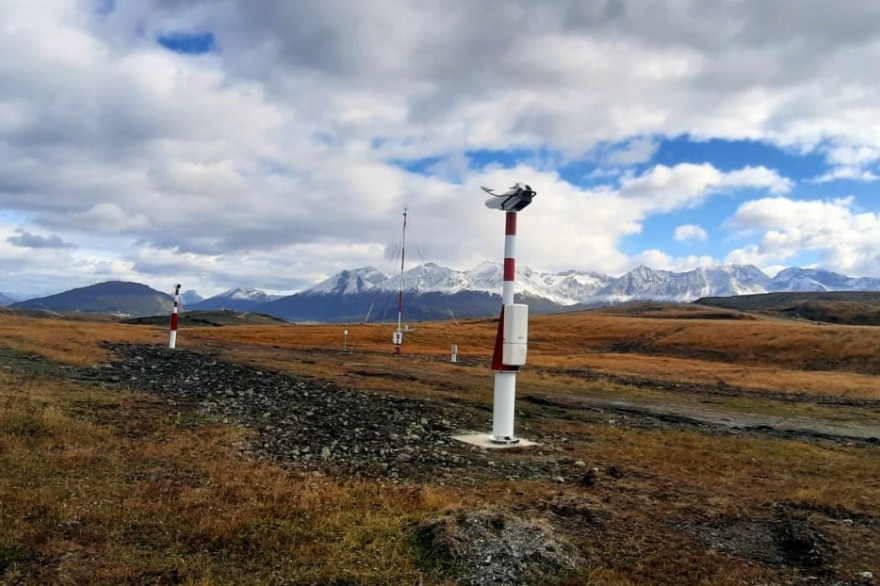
[481, 182, 536, 212]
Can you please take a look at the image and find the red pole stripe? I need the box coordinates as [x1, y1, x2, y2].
[503, 257, 515, 281]
[505, 211, 516, 235]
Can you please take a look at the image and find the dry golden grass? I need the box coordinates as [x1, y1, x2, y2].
[1, 310, 879, 584]
[0, 314, 164, 366]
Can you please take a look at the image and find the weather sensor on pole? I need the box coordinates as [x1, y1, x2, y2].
[168, 283, 181, 349]
[482, 182, 536, 443]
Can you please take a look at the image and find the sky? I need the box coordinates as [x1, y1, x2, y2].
[2, 0, 880, 298]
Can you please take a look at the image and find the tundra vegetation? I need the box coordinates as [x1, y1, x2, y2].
[0, 304, 878, 585]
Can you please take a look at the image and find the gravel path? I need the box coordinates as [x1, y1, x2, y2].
[82, 343, 582, 484]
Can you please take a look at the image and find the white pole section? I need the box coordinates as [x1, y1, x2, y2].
[168, 283, 181, 349]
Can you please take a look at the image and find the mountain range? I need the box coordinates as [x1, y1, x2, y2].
[9, 263, 880, 322]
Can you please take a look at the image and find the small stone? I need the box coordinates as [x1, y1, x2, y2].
[579, 468, 600, 488]
[574, 460, 587, 467]
[859, 571, 873, 580]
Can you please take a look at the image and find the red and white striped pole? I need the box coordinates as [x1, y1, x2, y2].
[168, 283, 181, 349]
[491, 212, 520, 442]
[482, 182, 535, 444]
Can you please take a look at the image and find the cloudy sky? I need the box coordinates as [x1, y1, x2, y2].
[2, 0, 880, 298]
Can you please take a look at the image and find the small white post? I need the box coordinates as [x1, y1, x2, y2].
[343, 329, 349, 352]
[451, 344, 458, 363]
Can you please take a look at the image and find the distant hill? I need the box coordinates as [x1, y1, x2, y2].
[11, 281, 174, 318]
[694, 291, 880, 325]
[122, 309, 289, 327]
[0, 292, 15, 306]
[595, 301, 757, 321]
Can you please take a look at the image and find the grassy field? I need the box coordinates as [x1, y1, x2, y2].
[1, 308, 878, 584]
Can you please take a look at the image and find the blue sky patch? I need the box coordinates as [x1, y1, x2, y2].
[95, 0, 116, 17]
[654, 137, 827, 180]
[157, 32, 216, 55]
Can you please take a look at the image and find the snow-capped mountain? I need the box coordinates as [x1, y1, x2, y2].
[191, 287, 280, 311]
[300, 262, 614, 306]
[250, 262, 880, 322]
[307, 267, 389, 295]
[594, 264, 772, 304]
[768, 268, 880, 292]
[295, 262, 784, 306]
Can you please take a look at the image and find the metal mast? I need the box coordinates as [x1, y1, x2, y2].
[394, 207, 407, 354]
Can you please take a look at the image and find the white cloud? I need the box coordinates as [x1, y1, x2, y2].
[725, 196, 880, 276]
[605, 137, 660, 166]
[674, 224, 708, 242]
[813, 143, 880, 182]
[618, 163, 791, 212]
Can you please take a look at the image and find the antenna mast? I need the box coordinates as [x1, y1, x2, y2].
[393, 207, 407, 354]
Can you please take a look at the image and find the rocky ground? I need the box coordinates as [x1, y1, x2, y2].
[79, 343, 585, 485]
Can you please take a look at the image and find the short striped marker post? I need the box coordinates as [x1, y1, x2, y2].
[168, 283, 181, 349]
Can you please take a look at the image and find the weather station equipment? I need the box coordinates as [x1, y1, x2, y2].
[483, 183, 536, 443]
